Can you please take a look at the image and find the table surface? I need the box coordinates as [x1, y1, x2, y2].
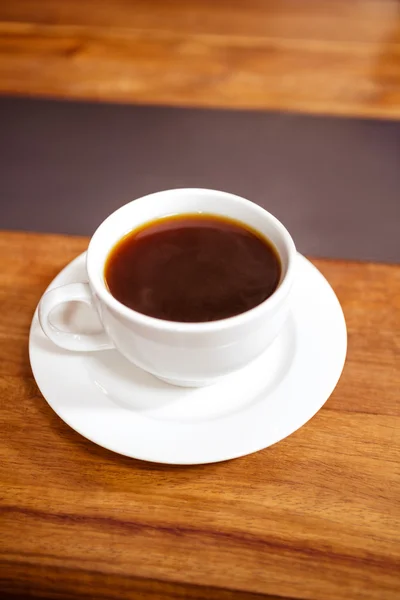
[1, 1, 400, 598]
[0, 231, 399, 600]
[1, 0, 400, 118]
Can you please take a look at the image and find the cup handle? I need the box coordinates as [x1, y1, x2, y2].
[38, 282, 114, 351]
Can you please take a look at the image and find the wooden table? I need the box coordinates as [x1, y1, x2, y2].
[1, 1, 400, 598]
[1, 0, 400, 119]
[0, 231, 399, 600]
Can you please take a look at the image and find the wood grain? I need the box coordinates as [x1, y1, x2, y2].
[0, 230, 399, 600]
[1, 1, 400, 117]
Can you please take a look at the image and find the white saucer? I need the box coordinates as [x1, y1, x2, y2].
[29, 253, 347, 464]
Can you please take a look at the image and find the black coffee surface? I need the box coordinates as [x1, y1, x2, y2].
[104, 214, 281, 322]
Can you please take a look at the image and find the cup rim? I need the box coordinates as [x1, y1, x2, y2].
[87, 188, 297, 333]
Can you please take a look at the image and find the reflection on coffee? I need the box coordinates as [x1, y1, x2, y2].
[104, 214, 281, 323]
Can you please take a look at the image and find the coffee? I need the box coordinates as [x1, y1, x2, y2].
[104, 214, 281, 323]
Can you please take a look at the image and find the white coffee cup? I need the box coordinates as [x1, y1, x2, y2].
[39, 188, 296, 387]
